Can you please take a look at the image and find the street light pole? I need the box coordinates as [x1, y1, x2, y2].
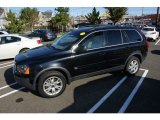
[156, 7, 159, 28]
[142, 7, 144, 25]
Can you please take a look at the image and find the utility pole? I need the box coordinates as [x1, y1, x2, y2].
[156, 7, 159, 28]
[142, 7, 144, 25]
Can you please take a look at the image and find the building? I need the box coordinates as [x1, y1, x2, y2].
[36, 10, 53, 27]
[143, 14, 160, 26]
[0, 7, 9, 30]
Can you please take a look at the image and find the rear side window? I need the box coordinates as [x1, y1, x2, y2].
[105, 30, 122, 46]
[0, 36, 21, 44]
[123, 30, 142, 42]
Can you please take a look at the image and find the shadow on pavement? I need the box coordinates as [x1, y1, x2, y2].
[4, 67, 29, 93]
[151, 50, 160, 55]
[58, 72, 126, 113]
[58, 75, 160, 113]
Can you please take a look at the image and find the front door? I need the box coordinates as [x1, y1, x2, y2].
[71, 31, 107, 77]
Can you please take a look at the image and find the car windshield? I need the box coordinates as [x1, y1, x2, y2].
[142, 28, 154, 31]
[51, 31, 84, 50]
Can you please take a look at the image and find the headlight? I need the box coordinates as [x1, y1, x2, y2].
[17, 65, 30, 75]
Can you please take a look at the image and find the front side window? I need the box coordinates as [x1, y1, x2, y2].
[124, 30, 142, 42]
[80, 32, 105, 50]
[105, 30, 122, 46]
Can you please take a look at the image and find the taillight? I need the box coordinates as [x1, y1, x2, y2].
[146, 39, 149, 50]
[151, 32, 156, 34]
[45, 33, 48, 36]
[37, 40, 41, 44]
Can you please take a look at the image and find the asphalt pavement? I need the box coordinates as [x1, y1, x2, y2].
[0, 40, 160, 113]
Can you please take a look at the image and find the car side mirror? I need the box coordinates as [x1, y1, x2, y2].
[72, 45, 86, 53]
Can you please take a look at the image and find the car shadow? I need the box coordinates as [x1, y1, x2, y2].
[4, 67, 29, 93]
[58, 75, 160, 113]
[151, 50, 160, 55]
[58, 72, 127, 113]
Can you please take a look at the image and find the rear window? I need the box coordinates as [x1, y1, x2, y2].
[123, 30, 142, 43]
[105, 30, 122, 46]
[142, 28, 154, 31]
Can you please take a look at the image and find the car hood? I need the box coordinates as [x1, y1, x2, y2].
[15, 45, 60, 64]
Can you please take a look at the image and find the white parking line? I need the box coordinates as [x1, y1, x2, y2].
[118, 69, 149, 113]
[87, 76, 128, 113]
[0, 61, 14, 66]
[0, 87, 25, 99]
[155, 39, 160, 45]
[0, 82, 17, 90]
[0, 64, 14, 69]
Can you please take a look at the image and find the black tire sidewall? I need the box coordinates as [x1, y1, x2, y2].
[125, 57, 140, 76]
[38, 71, 66, 98]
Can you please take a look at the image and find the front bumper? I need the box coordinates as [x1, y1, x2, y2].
[13, 66, 36, 91]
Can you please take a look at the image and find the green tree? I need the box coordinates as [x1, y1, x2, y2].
[20, 7, 39, 31]
[104, 7, 128, 24]
[5, 10, 25, 33]
[85, 7, 101, 25]
[51, 7, 70, 32]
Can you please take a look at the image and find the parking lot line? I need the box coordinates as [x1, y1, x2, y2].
[0, 64, 14, 69]
[0, 82, 17, 90]
[155, 39, 160, 45]
[118, 69, 149, 113]
[87, 76, 128, 113]
[0, 61, 14, 66]
[0, 87, 25, 99]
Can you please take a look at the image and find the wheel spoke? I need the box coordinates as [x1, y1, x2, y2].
[43, 76, 63, 96]
[128, 59, 139, 74]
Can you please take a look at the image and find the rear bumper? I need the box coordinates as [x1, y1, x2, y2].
[145, 34, 157, 40]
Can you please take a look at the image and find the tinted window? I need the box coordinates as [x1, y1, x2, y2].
[124, 30, 142, 42]
[0, 32, 3, 35]
[105, 30, 122, 46]
[142, 28, 154, 31]
[80, 32, 105, 50]
[0, 36, 21, 44]
[121, 30, 128, 43]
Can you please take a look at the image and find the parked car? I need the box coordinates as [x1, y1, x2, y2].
[0, 31, 9, 35]
[27, 29, 57, 42]
[0, 34, 42, 60]
[141, 27, 159, 41]
[13, 25, 148, 98]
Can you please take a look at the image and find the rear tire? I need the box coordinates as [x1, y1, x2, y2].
[124, 56, 140, 76]
[19, 48, 29, 53]
[37, 71, 66, 98]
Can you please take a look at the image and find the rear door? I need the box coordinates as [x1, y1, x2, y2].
[0, 36, 21, 59]
[102, 29, 129, 68]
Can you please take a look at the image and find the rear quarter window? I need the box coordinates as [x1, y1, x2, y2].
[123, 30, 142, 43]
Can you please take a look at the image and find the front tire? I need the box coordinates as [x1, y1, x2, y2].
[37, 71, 66, 98]
[124, 56, 140, 76]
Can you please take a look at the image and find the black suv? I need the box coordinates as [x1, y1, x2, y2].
[13, 25, 148, 98]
